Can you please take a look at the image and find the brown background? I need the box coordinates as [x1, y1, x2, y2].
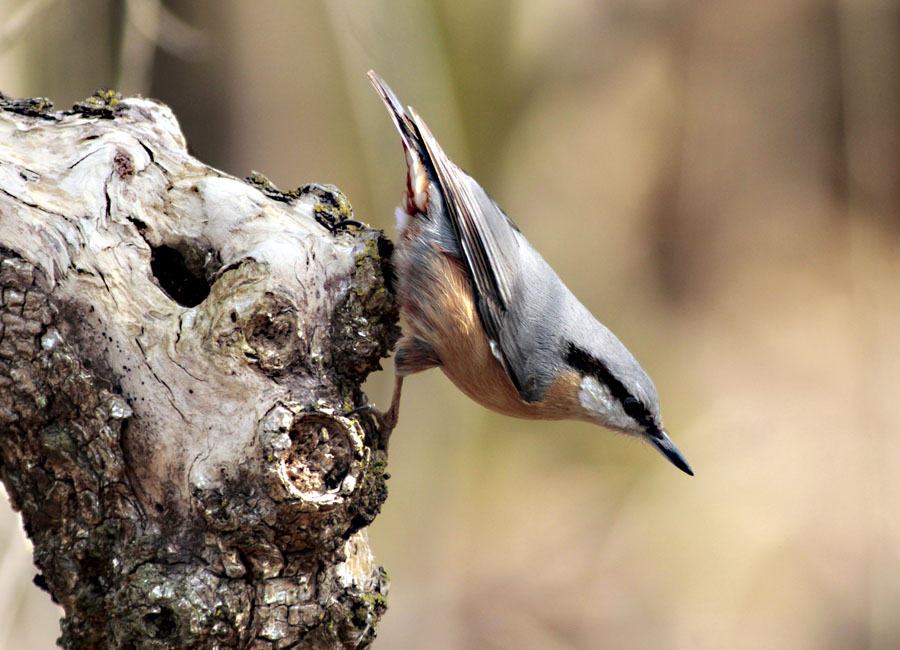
[1, 0, 898, 648]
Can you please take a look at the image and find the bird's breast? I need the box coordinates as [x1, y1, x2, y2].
[396, 242, 583, 421]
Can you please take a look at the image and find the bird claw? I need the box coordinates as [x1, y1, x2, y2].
[348, 402, 398, 448]
[347, 376, 403, 450]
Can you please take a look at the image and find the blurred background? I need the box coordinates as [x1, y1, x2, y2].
[1, 0, 899, 648]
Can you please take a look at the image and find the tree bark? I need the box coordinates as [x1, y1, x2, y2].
[0, 91, 397, 649]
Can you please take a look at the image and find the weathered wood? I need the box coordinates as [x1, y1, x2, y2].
[0, 91, 397, 649]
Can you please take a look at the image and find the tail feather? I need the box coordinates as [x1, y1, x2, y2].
[367, 70, 420, 154]
[369, 70, 437, 218]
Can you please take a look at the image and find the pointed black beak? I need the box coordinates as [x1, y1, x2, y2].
[648, 429, 694, 476]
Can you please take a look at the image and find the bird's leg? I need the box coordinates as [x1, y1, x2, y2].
[375, 374, 404, 439]
[350, 336, 438, 446]
[349, 374, 404, 448]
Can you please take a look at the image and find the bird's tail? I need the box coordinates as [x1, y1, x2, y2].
[367, 70, 421, 156]
[369, 70, 441, 227]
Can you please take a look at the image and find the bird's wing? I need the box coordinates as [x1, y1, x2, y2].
[409, 109, 533, 398]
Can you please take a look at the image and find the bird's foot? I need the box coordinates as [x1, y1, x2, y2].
[348, 375, 403, 450]
[348, 402, 398, 449]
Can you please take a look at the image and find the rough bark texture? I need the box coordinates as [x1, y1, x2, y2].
[0, 91, 398, 649]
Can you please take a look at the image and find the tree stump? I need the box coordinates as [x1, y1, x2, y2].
[0, 91, 397, 649]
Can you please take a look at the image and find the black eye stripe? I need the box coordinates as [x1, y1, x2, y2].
[565, 342, 653, 428]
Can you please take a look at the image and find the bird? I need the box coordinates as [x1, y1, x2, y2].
[366, 70, 692, 476]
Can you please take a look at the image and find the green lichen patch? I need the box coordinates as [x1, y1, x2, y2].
[0, 94, 56, 119]
[73, 89, 123, 119]
[346, 457, 389, 533]
[299, 184, 353, 223]
[329, 230, 399, 391]
[323, 568, 389, 649]
[245, 171, 300, 203]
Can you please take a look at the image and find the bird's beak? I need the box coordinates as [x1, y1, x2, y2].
[648, 429, 694, 476]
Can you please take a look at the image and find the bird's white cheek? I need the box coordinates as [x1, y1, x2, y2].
[578, 376, 631, 431]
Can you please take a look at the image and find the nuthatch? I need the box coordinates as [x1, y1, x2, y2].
[367, 71, 692, 476]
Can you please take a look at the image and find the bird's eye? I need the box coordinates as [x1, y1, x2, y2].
[622, 396, 644, 420]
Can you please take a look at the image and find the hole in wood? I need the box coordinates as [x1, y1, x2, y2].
[150, 245, 211, 307]
[143, 607, 177, 640]
[285, 415, 352, 495]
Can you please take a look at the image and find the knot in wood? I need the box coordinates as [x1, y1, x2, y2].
[281, 414, 359, 502]
[262, 406, 365, 509]
[241, 291, 300, 372]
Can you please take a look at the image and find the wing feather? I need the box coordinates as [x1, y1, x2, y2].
[369, 70, 534, 399]
[409, 110, 529, 395]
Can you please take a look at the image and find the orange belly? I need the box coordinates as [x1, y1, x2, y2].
[400, 249, 583, 421]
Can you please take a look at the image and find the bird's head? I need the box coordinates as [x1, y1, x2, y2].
[564, 338, 693, 476]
